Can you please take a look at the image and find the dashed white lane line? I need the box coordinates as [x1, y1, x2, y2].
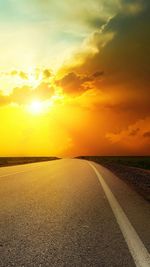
[88, 162, 150, 267]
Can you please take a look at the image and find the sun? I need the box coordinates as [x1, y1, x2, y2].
[27, 99, 54, 114]
[29, 100, 44, 114]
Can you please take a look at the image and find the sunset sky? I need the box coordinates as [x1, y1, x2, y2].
[0, 0, 150, 156]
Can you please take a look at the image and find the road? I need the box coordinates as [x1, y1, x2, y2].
[0, 159, 150, 267]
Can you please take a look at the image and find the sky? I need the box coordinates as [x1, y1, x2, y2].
[0, 0, 150, 156]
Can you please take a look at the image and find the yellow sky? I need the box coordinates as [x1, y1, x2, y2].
[0, 0, 150, 156]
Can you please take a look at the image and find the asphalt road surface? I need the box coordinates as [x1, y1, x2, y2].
[0, 159, 150, 267]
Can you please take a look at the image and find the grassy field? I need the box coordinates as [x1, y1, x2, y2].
[78, 156, 150, 170]
[0, 157, 59, 167]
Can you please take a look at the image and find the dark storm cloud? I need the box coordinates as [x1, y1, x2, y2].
[87, 17, 106, 29]
[97, 1, 150, 85]
[70, 0, 149, 86]
[64, 0, 150, 118]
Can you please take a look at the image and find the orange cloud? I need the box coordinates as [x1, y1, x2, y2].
[56, 71, 104, 95]
[106, 117, 150, 155]
[0, 83, 54, 106]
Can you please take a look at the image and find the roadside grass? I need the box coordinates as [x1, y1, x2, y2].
[77, 156, 150, 170]
[77, 156, 150, 201]
[0, 157, 59, 167]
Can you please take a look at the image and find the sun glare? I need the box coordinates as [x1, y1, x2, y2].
[28, 99, 54, 114]
[29, 100, 43, 114]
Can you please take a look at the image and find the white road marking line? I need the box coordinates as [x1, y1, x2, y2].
[88, 162, 150, 267]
